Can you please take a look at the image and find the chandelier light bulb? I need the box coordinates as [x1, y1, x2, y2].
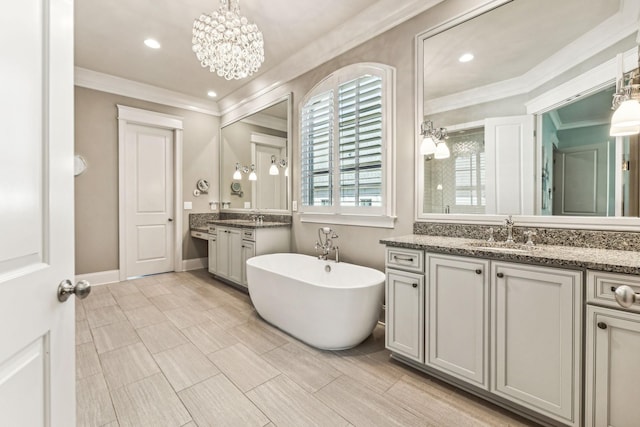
[420, 136, 437, 155]
[611, 99, 640, 128]
[192, 0, 264, 80]
[434, 141, 451, 159]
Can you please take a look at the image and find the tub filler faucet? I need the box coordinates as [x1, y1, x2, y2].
[315, 227, 339, 262]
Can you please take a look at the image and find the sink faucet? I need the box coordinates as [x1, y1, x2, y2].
[504, 215, 515, 243]
[315, 227, 339, 262]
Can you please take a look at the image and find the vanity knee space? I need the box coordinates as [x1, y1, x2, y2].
[384, 246, 583, 427]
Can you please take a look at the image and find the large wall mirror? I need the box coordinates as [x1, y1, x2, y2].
[220, 95, 291, 212]
[416, 0, 640, 228]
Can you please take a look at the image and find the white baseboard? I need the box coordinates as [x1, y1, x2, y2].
[182, 257, 208, 271]
[75, 270, 120, 286]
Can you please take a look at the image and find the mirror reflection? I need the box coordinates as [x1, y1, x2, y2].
[420, 0, 639, 217]
[220, 98, 290, 211]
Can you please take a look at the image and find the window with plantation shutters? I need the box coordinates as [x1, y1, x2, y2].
[300, 63, 395, 227]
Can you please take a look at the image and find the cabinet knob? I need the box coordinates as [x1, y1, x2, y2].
[475, 269, 482, 275]
[597, 322, 608, 330]
[412, 283, 418, 288]
[614, 285, 639, 308]
[496, 272, 504, 278]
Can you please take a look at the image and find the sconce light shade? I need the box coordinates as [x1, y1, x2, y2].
[269, 164, 279, 175]
[434, 141, 451, 159]
[233, 169, 242, 180]
[420, 136, 437, 155]
[611, 99, 640, 130]
[248, 164, 257, 181]
[610, 124, 640, 136]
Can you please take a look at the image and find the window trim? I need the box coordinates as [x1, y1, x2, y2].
[299, 63, 396, 228]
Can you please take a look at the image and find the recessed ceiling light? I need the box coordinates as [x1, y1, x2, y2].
[459, 53, 474, 63]
[144, 39, 161, 49]
[207, 91, 217, 97]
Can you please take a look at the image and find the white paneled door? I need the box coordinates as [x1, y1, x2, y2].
[124, 124, 175, 278]
[0, 0, 76, 426]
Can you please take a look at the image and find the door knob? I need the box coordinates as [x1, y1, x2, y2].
[614, 285, 639, 308]
[57, 279, 91, 302]
[168, 218, 174, 222]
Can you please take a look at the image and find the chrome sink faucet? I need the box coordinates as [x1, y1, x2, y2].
[504, 215, 515, 243]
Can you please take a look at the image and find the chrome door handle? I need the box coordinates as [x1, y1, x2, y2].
[614, 285, 639, 308]
[57, 279, 91, 302]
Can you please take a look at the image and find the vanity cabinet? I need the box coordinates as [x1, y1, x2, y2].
[384, 246, 583, 426]
[491, 262, 582, 425]
[426, 254, 489, 389]
[585, 271, 640, 427]
[209, 224, 290, 289]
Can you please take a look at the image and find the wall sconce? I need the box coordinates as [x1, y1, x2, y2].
[611, 39, 640, 136]
[269, 155, 288, 175]
[420, 120, 450, 159]
[233, 163, 257, 181]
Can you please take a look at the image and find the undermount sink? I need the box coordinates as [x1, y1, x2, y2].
[466, 241, 537, 253]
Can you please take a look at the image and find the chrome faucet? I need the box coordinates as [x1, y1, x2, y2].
[504, 215, 515, 243]
[315, 227, 339, 262]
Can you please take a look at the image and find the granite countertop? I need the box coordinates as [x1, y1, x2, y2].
[207, 219, 292, 229]
[192, 226, 209, 234]
[381, 235, 640, 275]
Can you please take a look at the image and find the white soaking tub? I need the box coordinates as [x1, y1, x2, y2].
[246, 253, 385, 350]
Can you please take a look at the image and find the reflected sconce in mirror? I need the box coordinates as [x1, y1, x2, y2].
[233, 163, 257, 181]
[611, 35, 640, 136]
[268, 155, 288, 175]
[420, 120, 450, 159]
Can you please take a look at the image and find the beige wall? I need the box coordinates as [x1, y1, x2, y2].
[74, 87, 219, 275]
[220, 0, 484, 272]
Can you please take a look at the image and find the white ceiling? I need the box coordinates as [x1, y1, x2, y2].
[75, 0, 437, 110]
[423, 0, 621, 100]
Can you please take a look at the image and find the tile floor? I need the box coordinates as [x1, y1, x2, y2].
[76, 269, 539, 427]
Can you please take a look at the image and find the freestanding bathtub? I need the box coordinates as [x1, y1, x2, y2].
[246, 253, 385, 350]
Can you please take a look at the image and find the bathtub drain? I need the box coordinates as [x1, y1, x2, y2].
[324, 264, 331, 273]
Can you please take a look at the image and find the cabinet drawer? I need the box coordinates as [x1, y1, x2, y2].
[191, 230, 210, 240]
[587, 270, 640, 313]
[242, 229, 255, 241]
[208, 225, 216, 235]
[385, 247, 424, 273]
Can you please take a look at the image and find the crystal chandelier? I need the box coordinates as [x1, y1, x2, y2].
[192, 0, 264, 80]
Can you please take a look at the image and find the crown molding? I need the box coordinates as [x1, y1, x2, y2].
[424, 1, 639, 115]
[218, 0, 445, 115]
[75, 67, 220, 116]
[240, 112, 287, 132]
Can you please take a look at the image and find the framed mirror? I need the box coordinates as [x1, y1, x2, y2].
[416, 0, 640, 229]
[220, 95, 291, 212]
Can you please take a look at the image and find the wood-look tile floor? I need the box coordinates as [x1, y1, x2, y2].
[76, 269, 540, 427]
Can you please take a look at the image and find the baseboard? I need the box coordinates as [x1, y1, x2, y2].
[75, 270, 120, 286]
[182, 257, 208, 271]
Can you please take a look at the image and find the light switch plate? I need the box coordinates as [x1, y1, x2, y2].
[184, 201, 193, 210]
[292, 201, 298, 211]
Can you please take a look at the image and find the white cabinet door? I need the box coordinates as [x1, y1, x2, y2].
[426, 254, 489, 389]
[585, 306, 640, 427]
[491, 262, 582, 426]
[227, 228, 242, 284]
[216, 227, 230, 278]
[208, 236, 217, 274]
[385, 269, 424, 362]
[241, 241, 256, 287]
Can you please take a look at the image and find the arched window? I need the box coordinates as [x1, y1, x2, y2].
[300, 63, 396, 227]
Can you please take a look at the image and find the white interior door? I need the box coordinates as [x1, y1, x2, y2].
[0, 0, 76, 425]
[125, 124, 175, 278]
[485, 115, 535, 215]
[553, 142, 608, 216]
